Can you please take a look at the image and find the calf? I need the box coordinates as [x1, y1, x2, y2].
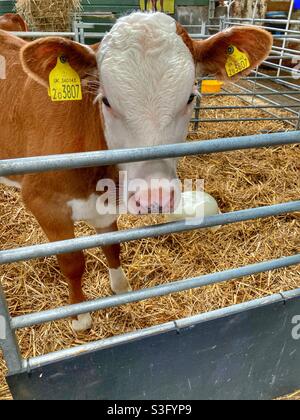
[0, 12, 272, 331]
[0, 13, 28, 32]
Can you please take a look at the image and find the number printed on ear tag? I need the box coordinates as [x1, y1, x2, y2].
[225, 45, 251, 78]
[49, 56, 82, 102]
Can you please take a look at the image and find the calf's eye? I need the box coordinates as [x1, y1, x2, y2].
[187, 94, 196, 105]
[102, 97, 111, 108]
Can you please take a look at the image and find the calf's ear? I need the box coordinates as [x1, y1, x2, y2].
[193, 26, 273, 80]
[20, 37, 97, 88]
[13, 14, 28, 32]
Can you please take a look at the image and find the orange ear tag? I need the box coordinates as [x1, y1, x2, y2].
[225, 45, 250, 78]
[48, 56, 82, 102]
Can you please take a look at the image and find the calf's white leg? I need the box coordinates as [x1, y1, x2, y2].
[109, 267, 132, 294]
[96, 223, 132, 294]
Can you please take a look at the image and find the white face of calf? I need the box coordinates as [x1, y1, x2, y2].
[98, 13, 196, 214]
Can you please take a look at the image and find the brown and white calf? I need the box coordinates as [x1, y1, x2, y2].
[0, 13, 28, 32]
[0, 12, 272, 331]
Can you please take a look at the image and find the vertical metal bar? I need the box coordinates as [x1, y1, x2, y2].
[277, 0, 295, 77]
[192, 23, 207, 132]
[209, 0, 215, 21]
[250, 65, 260, 105]
[296, 111, 300, 130]
[72, 18, 80, 43]
[0, 285, 23, 374]
[193, 83, 202, 132]
[220, 16, 226, 31]
[251, 0, 259, 24]
[80, 26, 85, 44]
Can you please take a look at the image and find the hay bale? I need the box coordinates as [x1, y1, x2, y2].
[15, 0, 82, 32]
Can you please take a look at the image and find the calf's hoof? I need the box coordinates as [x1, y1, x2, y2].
[72, 313, 93, 332]
[109, 268, 132, 294]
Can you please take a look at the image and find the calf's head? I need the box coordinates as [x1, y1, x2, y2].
[21, 12, 272, 214]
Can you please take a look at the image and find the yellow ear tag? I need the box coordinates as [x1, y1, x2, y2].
[225, 45, 250, 78]
[48, 56, 82, 102]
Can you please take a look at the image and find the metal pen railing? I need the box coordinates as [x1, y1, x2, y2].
[1, 131, 300, 375]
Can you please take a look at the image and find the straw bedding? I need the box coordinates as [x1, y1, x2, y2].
[15, 1, 82, 31]
[0, 95, 299, 400]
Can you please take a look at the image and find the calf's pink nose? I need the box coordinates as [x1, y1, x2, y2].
[130, 187, 175, 215]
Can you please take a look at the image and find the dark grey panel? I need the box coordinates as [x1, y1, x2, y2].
[7, 293, 300, 400]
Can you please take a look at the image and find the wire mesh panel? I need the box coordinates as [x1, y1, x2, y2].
[193, 1, 300, 131]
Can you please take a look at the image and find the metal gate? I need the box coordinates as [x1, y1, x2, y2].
[0, 130, 300, 400]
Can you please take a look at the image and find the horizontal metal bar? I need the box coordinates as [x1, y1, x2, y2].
[1, 200, 300, 267]
[24, 321, 176, 369]
[224, 80, 300, 118]
[204, 91, 300, 97]
[224, 21, 300, 34]
[249, 70, 300, 92]
[270, 49, 300, 56]
[255, 27, 300, 36]
[263, 60, 300, 77]
[248, 75, 300, 92]
[227, 18, 300, 24]
[248, 75, 299, 80]
[239, 77, 300, 105]
[94, 32, 212, 40]
[270, 50, 300, 57]
[272, 45, 300, 55]
[259, 37, 300, 43]
[75, 22, 113, 27]
[9, 31, 75, 38]
[220, 84, 295, 120]
[229, 78, 300, 97]
[231, 79, 300, 107]
[271, 36, 300, 40]
[13, 253, 300, 331]
[192, 118, 299, 123]
[74, 12, 115, 17]
[25, 290, 298, 370]
[267, 56, 297, 60]
[197, 105, 300, 110]
[226, 21, 300, 36]
[224, 22, 300, 40]
[1, 131, 299, 177]
[76, 31, 209, 40]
